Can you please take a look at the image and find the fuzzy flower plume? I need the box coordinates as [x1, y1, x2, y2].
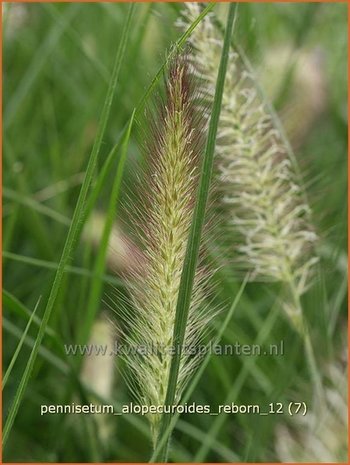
[179, 4, 318, 330]
[122, 55, 211, 444]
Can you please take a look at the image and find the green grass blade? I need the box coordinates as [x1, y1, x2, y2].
[154, 5, 237, 461]
[2, 251, 122, 286]
[3, 289, 57, 340]
[194, 302, 281, 462]
[3, 313, 44, 445]
[3, 297, 41, 388]
[150, 276, 247, 462]
[3, 187, 71, 226]
[2, 4, 135, 448]
[174, 420, 239, 462]
[3, 317, 69, 375]
[78, 109, 135, 346]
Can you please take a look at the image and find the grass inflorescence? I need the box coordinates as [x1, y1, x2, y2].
[179, 3, 319, 333]
[120, 54, 213, 445]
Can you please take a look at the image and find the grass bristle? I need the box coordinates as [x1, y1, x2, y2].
[121, 54, 213, 445]
[179, 3, 318, 330]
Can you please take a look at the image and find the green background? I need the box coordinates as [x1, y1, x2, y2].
[3, 2, 347, 462]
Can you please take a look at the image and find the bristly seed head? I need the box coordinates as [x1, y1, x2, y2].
[121, 52, 213, 445]
[179, 3, 318, 330]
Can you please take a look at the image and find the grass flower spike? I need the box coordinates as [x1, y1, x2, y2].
[179, 3, 318, 332]
[122, 54, 211, 445]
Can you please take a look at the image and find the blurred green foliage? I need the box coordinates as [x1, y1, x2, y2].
[3, 2, 347, 462]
